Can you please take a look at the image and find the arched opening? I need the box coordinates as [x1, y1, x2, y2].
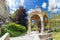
[43, 15, 48, 31]
[43, 15, 48, 26]
[30, 15, 41, 33]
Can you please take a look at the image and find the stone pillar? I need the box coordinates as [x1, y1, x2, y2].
[41, 19, 44, 34]
[35, 20, 38, 28]
[28, 18, 31, 34]
[39, 17, 53, 40]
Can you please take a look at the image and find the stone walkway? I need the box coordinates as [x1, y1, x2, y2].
[10, 31, 40, 40]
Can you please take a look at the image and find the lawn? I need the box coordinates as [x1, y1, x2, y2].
[53, 32, 60, 40]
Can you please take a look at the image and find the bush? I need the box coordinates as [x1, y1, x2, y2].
[1, 22, 27, 37]
[7, 22, 27, 33]
[31, 24, 37, 31]
[54, 28, 60, 32]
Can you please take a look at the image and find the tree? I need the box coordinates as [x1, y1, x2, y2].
[13, 6, 27, 28]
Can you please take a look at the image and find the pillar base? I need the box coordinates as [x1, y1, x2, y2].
[39, 33, 53, 40]
[27, 30, 31, 35]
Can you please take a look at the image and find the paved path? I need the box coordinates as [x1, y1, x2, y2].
[10, 31, 40, 40]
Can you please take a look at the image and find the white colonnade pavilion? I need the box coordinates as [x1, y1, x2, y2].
[27, 6, 48, 34]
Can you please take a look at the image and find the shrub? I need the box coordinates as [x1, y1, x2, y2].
[7, 22, 27, 32]
[54, 28, 60, 32]
[1, 22, 27, 37]
[31, 24, 37, 31]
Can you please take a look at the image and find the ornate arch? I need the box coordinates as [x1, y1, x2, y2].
[27, 8, 48, 34]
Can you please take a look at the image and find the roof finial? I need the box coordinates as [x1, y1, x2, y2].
[35, 5, 41, 12]
[35, 5, 40, 9]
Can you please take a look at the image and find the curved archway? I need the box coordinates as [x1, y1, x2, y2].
[28, 9, 48, 34]
[31, 15, 40, 21]
[30, 15, 41, 32]
[43, 15, 48, 25]
[28, 13, 44, 34]
[43, 15, 48, 31]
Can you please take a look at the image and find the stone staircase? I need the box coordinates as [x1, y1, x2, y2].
[0, 31, 53, 40]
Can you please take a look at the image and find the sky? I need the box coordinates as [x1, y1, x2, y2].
[6, 0, 60, 16]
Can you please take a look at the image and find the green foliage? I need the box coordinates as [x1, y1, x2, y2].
[13, 6, 27, 27]
[54, 13, 60, 19]
[53, 30, 60, 40]
[53, 32, 60, 40]
[46, 21, 56, 29]
[31, 24, 37, 31]
[12, 9, 18, 19]
[31, 24, 35, 28]
[55, 28, 60, 32]
[48, 13, 60, 40]
[56, 22, 60, 26]
[7, 22, 27, 32]
[46, 21, 60, 29]
[1, 22, 27, 37]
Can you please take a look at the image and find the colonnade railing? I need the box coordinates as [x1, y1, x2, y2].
[0, 33, 10, 40]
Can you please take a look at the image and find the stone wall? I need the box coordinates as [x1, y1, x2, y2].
[39, 33, 53, 40]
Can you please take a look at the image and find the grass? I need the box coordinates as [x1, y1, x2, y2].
[53, 32, 60, 40]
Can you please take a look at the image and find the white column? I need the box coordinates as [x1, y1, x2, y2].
[41, 17, 44, 34]
[27, 18, 31, 34]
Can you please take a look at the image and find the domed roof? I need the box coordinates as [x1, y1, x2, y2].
[35, 5, 40, 8]
[35, 5, 41, 12]
[28, 5, 41, 14]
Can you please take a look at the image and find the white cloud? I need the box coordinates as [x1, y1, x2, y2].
[20, 0, 24, 6]
[10, 11, 14, 14]
[48, 0, 60, 13]
[6, 0, 16, 7]
[42, 2, 46, 8]
[6, 0, 19, 13]
[6, 0, 25, 13]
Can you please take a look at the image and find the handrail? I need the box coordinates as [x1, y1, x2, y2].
[0, 33, 10, 40]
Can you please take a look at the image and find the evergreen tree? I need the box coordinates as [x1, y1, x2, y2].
[13, 6, 27, 27]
